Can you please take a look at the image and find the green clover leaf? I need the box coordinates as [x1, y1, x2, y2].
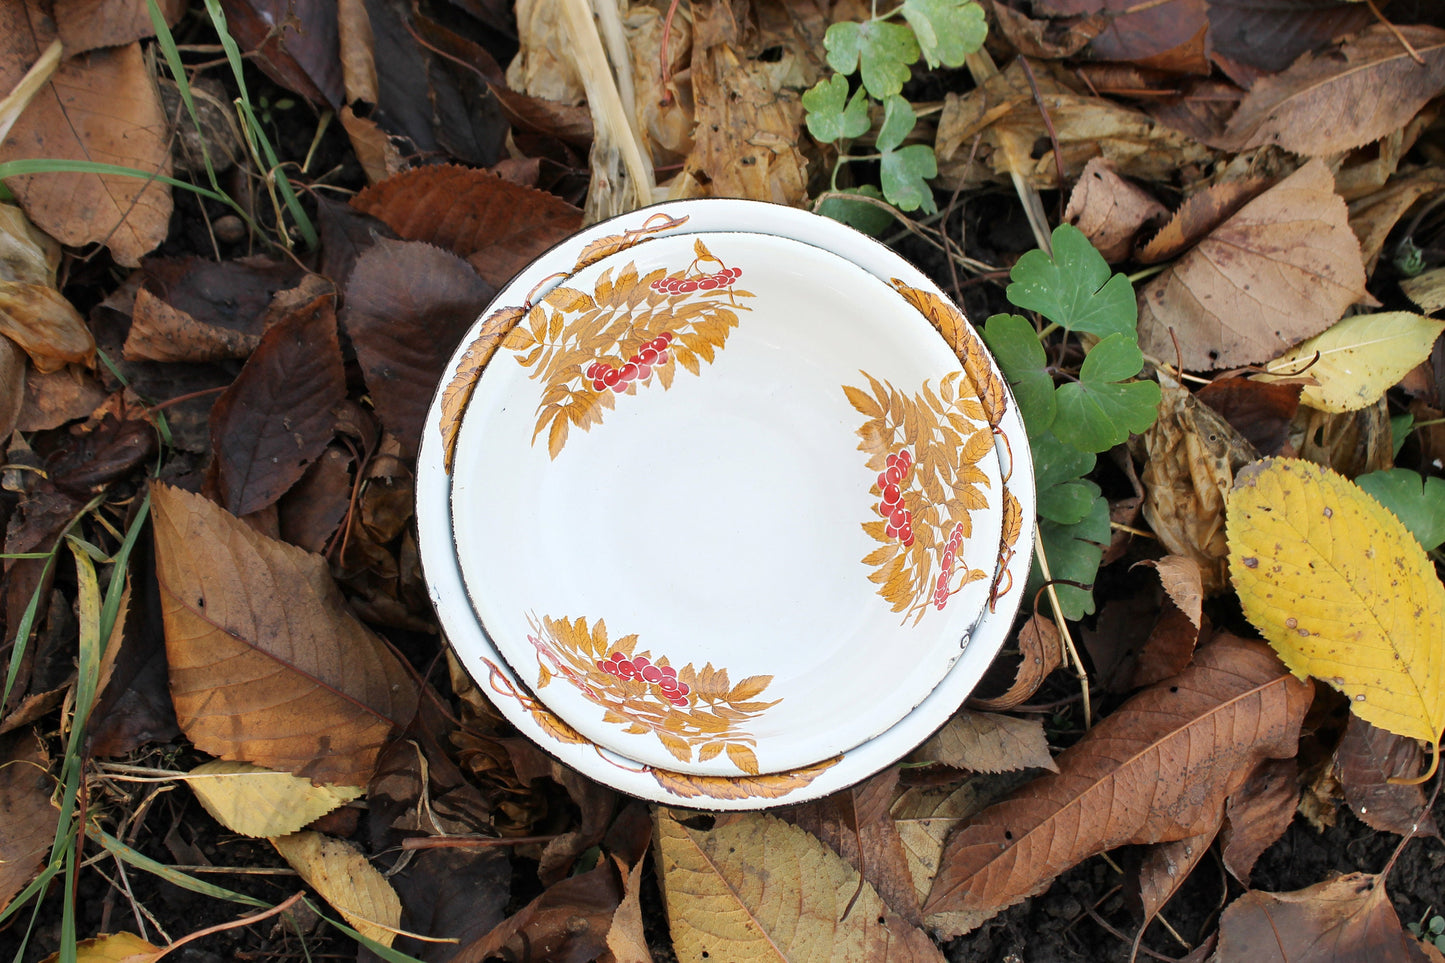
[802, 75, 871, 143]
[876, 96, 937, 213]
[901, 0, 987, 68]
[1038, 479, 1098, 525]
[1354, 468, 1445, 550]
[818, 185, 893, 236]
[825, 19, 920, 99]
[1031, 433, 1097, 492]
[1054, 333, 1162, 452]
[1033, 482, 1109, 620]
[1007, 223, 1137, 339]
[982, 313, 1055, 438]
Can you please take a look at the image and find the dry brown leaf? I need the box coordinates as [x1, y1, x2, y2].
[219, 0, 343, 107]
[1137, 159, 1366, 371]
[1042, 0, 1209, 73]
[0, 334, 22, 439]
[121, 288, 261, 363]
[350, 164, 582, 288]
[1134, 176, 1270, 265]
[1220, 757, 1299, 884]
[1063, 157, 1167, 263]
[1348, 167, 1445, 273]
[1140, 375, 1258, 595]
[152, 483, 418, 785]
[54, 0, 184, 54]
[1215, 873, 1431, 962]
[922, 635, 1312, 928]
[0, 281, 94, 373]
[606, 854, 654, 963]
[1206, 0, 1373, 76]
[909, 710, 1058, 774]
[336, 0, 376, 105]
[0, 19, 170, 266]
[1291, 400, 1392, 479]
[271, 831, 402, 946]
[1127, 556, 1205, 688]
[452, 860, 622, 963]
[1402, 266, 1445, 316]
[1196, 376, 1302, 458]
[1132, 827, 1217, 949]
[656, 809, 945, 962]
[1222, 25, 1445, 158]
[338, 106, 403, 186]
[0, 729, 57, 913]
[1335, 715, 1440, 839]
[968, 614, 1062, 711]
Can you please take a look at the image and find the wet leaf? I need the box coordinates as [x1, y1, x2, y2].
[0, 26, 170, 266]
[1222, 25, 1445, 157]
[824, 18, 918, 99]
[1054, 333, 1161, 452]
[0, 730, 56, 913]
[923, 635, 1312, 926]
[342, 238, 493, 457]
[1335, 715, 1439, 839]
[1215, 873, 1429, 962]
[1261, 312, 1445, 414]
[1353, 468, 1445, 551]
[272, 831, 402, 946]
[152, 483, 418, 785]
[188, 760, 362, 838]
[801, 74, 869, 143]
[1138, 159, 1366, 371]
[210, 296, 346, 516]
[1227, 458, 1445, 754]
[909, 710, 1057, 774]
[656, 809, 945, 962]
[1007, 223, 1136, 340]
[351, 165, 582, 288]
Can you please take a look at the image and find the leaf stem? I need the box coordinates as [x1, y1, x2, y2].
[1032, 528, 1092, 728]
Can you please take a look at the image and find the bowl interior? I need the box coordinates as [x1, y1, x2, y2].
[448, 231, 1005, 776]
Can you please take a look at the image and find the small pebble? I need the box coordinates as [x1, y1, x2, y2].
[214, 215, 246, 244]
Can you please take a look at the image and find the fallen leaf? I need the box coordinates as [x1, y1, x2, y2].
[1221, 25, 1445, 157]
[1206, 0, 1373, 75]
[1402, 266, 1445, 315]
[0, 729, 57, 913]
[1131, 827, 1217, 950]
[1293, 400, 1393, 479]
[54, 0, 183, 54]
[1196, 376, 1302, 457]
[121, 288, 262, 363]
[1220, 757, 1299, 883]
[152, 483, 418, 785]
[1215, 872, 1430, 962]
[188, 760, 362, 838]
[0, 21, 170, 266]
[1354, 468, 1445, 552]
[1128, 555, 1205, 687]
[1042, 0, 1209, 73]
[990, 2, 1102, 59]
[276, 446, 354, 553]
[1260, 312, 1445, 414]
[452, 860, 621, 963]
[969, 614, 1063, 711]
[1134, 176, 1270, 265]
[0, 281, 94, 373]
[1143, 555, 1202, 628]
[606, 854, 654, 963]
[1137, 159, 1367, 371]
[43, 932, 163, 963]
[1140, 374, 1258, 595]
[1335, 715, 1439, 839]
[656, 809, 945, 962]
[922, 635, 1312, 927]
[219, 0, 343, 106]
[1347, 167, 1445, 271]
[271, 831, 402, 946]
[1227, 458, 1445, 756]
[209, 295, 346, 516]
[909, 710, 1058, 774]
[341, 238, 493, 457]
[781, 768, 921, 924]
[350, 164, 582, 288]
[0, 335, 21, 438]
[1063, 158, 1167, 263]
[338, 105, 403, 185]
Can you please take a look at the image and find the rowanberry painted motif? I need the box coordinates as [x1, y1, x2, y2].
[888, 279, 1023, 611]
[501, 237, 754, 458]
[437, 211, 691, 473]
[525, 613, 779, 775]
[845, 371, 996, 622]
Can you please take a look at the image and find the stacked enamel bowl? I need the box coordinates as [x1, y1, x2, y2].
[416, 199, 1035, 809]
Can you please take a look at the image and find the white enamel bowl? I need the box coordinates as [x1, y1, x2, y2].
[418, 199, 1035, 808]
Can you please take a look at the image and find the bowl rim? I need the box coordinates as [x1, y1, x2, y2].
[416, 197, 1037, 809]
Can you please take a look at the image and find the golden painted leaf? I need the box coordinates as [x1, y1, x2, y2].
[924, 636, 1312, 926]
[187, 760, 363, 838]
[572, 212, 689, 272]
[891, 279, 1005, 427]
[440, 304, 526, 472]
[1137, 159, 1366, 371]
[650, 757, 839, 801]
[655, 810, 945, 962]
[43, 932, 163, 963]
[1226, 458, 1445, 751]
[152, 483, 419, 785]
[725, 743, 759, 775]
[1259, 312, 1445, 413]
[271, 831, 402, 947]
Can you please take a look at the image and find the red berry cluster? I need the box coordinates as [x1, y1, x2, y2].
[879, 449, 915, 547]
[585, 332, 674, 392]
[650, 267, 742, 294]
[934, 522, 966, 610]
[596, 651, 692, 707]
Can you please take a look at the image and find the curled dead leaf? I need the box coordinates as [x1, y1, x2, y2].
[1216, 872, 1429, 962]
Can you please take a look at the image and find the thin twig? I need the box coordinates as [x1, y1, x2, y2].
[400, 833, 562, 850]
[1363, 0, 1424, 64]
[1033, 528, 1092, 728]
[1017, 56, 1066, 206]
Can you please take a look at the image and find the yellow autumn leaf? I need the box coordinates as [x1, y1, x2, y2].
[654, 810, 945, 963]
[1260, 311, 1445, 412]
[41, 933, 163, 963]
[1226, 458, 1445, 772]
[271, 831, 402, 946]
[187, 760, 363, 838]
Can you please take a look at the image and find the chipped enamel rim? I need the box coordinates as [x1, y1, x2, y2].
[417, 199, 1035, 809]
